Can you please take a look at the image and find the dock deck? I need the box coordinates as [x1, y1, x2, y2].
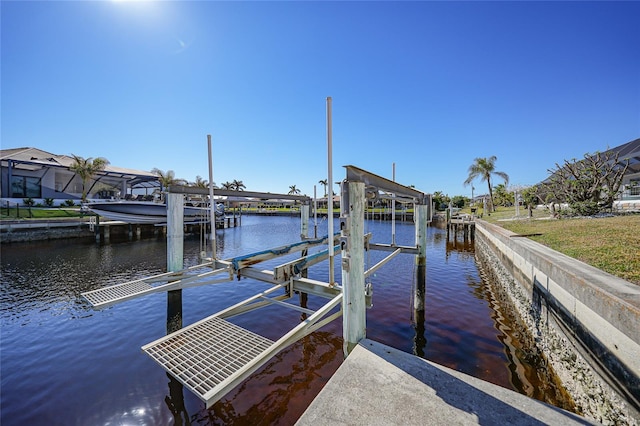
[296, 339, 595, 425]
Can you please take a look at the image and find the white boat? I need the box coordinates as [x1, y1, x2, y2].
[86, 201, 224, 224]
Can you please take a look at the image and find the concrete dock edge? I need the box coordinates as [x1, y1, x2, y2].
[296, 339, 595, 425]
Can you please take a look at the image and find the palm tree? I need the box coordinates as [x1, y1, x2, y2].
[318, 179, 328, 197]
[492, 183, 512, 207]
[69, 154, 110, 202]
[231, 179, 246, 191]
[288, 185, 301, 206]
[190, 175, 215, 189]
[463, 156, 509, 212]
[221, 181, 234, 190]
[151, 168, 187, 192]
[288, 185, 301, 195]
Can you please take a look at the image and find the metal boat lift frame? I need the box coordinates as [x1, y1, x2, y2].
[82, 165, 431, 408]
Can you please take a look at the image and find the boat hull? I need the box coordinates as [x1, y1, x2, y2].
[87, 201, 210, 224]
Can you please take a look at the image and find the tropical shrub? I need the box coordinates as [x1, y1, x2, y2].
[541, 149, 629, 216]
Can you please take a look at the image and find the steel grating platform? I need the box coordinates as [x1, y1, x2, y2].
[82, 280, 154, 307]
[81, 262, 233, 309]
[142, 316, 275, 405]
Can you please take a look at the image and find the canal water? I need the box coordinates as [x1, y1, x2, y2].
[0, 215, 573, 425]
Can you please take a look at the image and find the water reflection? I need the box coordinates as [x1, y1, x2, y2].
[166, 373, 190, 426]
[476, 261, 576, 411]
[412, 265, 427, 358]
[165, 289, 190, 425]
[191, 332, 343, 425]
[0, 216, 576, 425]
[445, 237, 474, 259]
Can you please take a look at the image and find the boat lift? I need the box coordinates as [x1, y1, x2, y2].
[81, 165, 431, 408]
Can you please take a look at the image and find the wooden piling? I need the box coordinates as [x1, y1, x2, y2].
[414, 204, 428, 312]
[166, 193, 184, 333]
[342, 181, 366, 356]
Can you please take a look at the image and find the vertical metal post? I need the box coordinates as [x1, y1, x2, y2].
[300, 201, 311, 320]
[392, 162, 396, 246]
[300, 203, 309, 239]
[327, 96, 334, 285]
[207, 135, 217, 260]
[166, 192, 184, 333]
[313, 185, 318, 239]
[342, 181, 365, 356]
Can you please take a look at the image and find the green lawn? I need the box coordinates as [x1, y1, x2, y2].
[474, 206, 640, 285]
[0, 207, 85, 220]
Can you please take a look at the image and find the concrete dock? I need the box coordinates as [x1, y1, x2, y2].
[296, 339, 595, 426]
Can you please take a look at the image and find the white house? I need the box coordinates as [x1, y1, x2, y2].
[615, 138, 640, 201]
[1, 147, 159, 206]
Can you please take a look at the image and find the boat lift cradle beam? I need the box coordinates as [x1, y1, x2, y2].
[167, 185, 312, 204]
[343, 165, 431, 206]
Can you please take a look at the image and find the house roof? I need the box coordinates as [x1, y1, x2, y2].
[606, 138, 640, 175]
[1, 147, 160, 188]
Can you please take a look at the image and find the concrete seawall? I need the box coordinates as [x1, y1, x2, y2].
[0, 219, 163, 243]
[475, 220, 640, 424]
[1, 219, 95, 243]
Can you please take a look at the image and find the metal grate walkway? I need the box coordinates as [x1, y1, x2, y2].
[81, 262, 233, 309]
[82, 280, 154, 307]
[142, 316, 274, 405]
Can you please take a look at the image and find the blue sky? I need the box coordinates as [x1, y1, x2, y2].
[2, 1, 639, 198]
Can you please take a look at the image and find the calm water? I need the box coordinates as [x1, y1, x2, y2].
[1, 215, 571, 425]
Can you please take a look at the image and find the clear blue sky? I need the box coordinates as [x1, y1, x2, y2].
[2, 1, 639, 198]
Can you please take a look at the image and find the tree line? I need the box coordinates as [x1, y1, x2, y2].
[70, 148, 630, 217]
[459, 149, 629, 217]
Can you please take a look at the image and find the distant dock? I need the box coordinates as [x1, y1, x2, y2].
[447, 214, 475, 240]
[0, 216, 237, 244]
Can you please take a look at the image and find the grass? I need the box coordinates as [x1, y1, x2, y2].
[0, 207, 85, 220]
[472, 206, 640, 285]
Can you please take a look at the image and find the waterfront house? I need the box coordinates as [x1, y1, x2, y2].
[616, 138, 640, 201]
[537, 138, 640, 212]
[0, 147, 159, 206]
